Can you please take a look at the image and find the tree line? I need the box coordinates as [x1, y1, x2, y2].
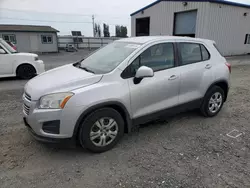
[94, 23, 127, 37]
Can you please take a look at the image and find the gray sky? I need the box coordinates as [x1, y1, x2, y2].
[1, 0, 250, 36]
[0, 0, 154, 36]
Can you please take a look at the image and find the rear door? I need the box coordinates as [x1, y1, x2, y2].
[177, 42, 213, 104]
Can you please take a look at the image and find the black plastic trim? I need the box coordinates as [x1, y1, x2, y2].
[73, 101, 132, 137]
[42, 120, 60, 134]
[132, 98, 203, 126]
[23, 118, 72, 143]
[204, 79, 229, 102]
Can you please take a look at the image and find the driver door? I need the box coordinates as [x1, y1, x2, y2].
[126, 42, 180, 120]
[0, 46, 13, 76]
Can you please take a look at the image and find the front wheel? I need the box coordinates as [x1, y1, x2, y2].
[78, 108, 124, 153]
[200, 86, 225, 117]
[16, 64, 36, 79]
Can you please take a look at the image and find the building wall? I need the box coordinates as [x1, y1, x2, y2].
[131, 1, 210, 38]
[206, 3, 250, 56]
[131, 1, 250, 56]
[0, 32, 58, 53]
[37, 32, 58, 52]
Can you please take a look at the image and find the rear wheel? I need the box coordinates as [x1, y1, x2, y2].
[200, 86, 225, 117]
[78, 108, 124, 153]
[17, 64, 36, 79]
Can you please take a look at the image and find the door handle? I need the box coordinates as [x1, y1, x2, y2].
[205, 64, 212, 69]
[168, 75, 178, 80]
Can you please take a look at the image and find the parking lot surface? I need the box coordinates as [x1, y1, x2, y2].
[0, 51, 250, 188]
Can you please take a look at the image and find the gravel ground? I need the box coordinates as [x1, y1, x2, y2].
[0, 53, 250, 188]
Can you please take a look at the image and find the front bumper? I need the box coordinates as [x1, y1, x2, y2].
[22, 94, 85, 141]
[23, 117, 72, 143]
[35, 60, 45, 74]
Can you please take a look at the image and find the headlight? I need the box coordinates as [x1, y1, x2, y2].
[34, 56, 39, 61]
[39, 92, 74, 109]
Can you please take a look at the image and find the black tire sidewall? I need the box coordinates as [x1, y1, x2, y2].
[78, 108, 124, 153]
[201, 86, 225, 117]
[17, 64, 36, 79]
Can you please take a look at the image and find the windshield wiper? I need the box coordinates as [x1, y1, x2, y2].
[79, 66, 95, 74]
[73, 59, 95, 74]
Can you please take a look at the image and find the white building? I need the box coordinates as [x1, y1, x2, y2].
[130, 0, 250, 56]
[0, 25, 59, 53]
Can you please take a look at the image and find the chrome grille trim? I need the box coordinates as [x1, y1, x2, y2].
[23, 103, 30, 115]
[25, 92, 31, 101]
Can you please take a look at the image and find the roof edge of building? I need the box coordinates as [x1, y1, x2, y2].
[130, 0, 250, 16]
[0, 24, 59, 33]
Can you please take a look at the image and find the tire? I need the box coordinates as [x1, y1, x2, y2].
[17, 64, 36, 79]
[78, 108, 124, 153]
[200, 86, 225, 117]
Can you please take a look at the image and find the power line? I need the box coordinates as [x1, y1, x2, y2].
[0, 8, 92, 17]
[1, 16, 93, 24]
[0, 8, 130, 20]
[0, 16, 130, 27]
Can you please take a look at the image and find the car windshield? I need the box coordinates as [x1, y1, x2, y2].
[79, 42, 141, 74]
[0, 38, 17, 53]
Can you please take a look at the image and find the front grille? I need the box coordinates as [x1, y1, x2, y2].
[23, 103, 30, 115]
[24, 92, 31, 101]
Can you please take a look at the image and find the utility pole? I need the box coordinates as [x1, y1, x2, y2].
[92, 15, 95, 37]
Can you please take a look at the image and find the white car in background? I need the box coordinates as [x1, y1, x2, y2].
[0, 38, 45, 79]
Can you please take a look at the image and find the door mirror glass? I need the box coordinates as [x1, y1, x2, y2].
[0, 49, 6, 54]
[135, 66, 154, 78]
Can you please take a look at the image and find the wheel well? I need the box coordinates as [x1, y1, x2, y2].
[213, 81, 229, 101]
[16, 63, 36, 75]
[74, 103, 131, 140]
[107, 104, 129, 133]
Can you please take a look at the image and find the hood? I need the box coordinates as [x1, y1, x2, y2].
[25, 64, 103, 100]
[13, 52, 38, 57]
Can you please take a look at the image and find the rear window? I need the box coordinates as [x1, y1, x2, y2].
[213, 43, 223, 56]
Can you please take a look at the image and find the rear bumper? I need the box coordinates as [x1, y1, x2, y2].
[23, 117, 73, 143]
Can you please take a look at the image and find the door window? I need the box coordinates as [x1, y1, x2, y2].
[179, 43, 202, 65]
[121, 43, 175, 79]
[179, 43, 211, 65]
[140, 43, 175, 71]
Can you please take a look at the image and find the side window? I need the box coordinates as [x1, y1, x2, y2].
[121, 43, 175, 79]
[201, 44, 210, 61]
[140, 43, 175, 72]
[179, 43, 202, 65]
[41, 35, 53, 44]
[2, 34, 16, 44]
[213, 43, 223, 56]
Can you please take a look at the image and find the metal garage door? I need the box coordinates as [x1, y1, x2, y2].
[174, 10, 197, 37]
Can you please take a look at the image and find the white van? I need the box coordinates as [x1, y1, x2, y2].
[0, 38, 45, 79]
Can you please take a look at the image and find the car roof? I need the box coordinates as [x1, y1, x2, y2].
[118, 36, 215, 44]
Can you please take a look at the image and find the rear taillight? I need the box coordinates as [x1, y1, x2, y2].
[225, 62, 231, 73]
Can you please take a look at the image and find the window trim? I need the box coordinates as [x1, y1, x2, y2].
[121, 42, 177, 79]
[41, 35, 53, 44]
[2, 34, 16, 44]
[200, 44, 211, 61]
[177, 42, 211, 66]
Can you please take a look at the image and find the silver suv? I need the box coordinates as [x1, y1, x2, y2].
[23, 36, 231, 152]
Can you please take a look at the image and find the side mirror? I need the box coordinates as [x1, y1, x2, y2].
[134, 66, 154, 84]
[135, 66, 154, 78]
[0, 49, 6, 54]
